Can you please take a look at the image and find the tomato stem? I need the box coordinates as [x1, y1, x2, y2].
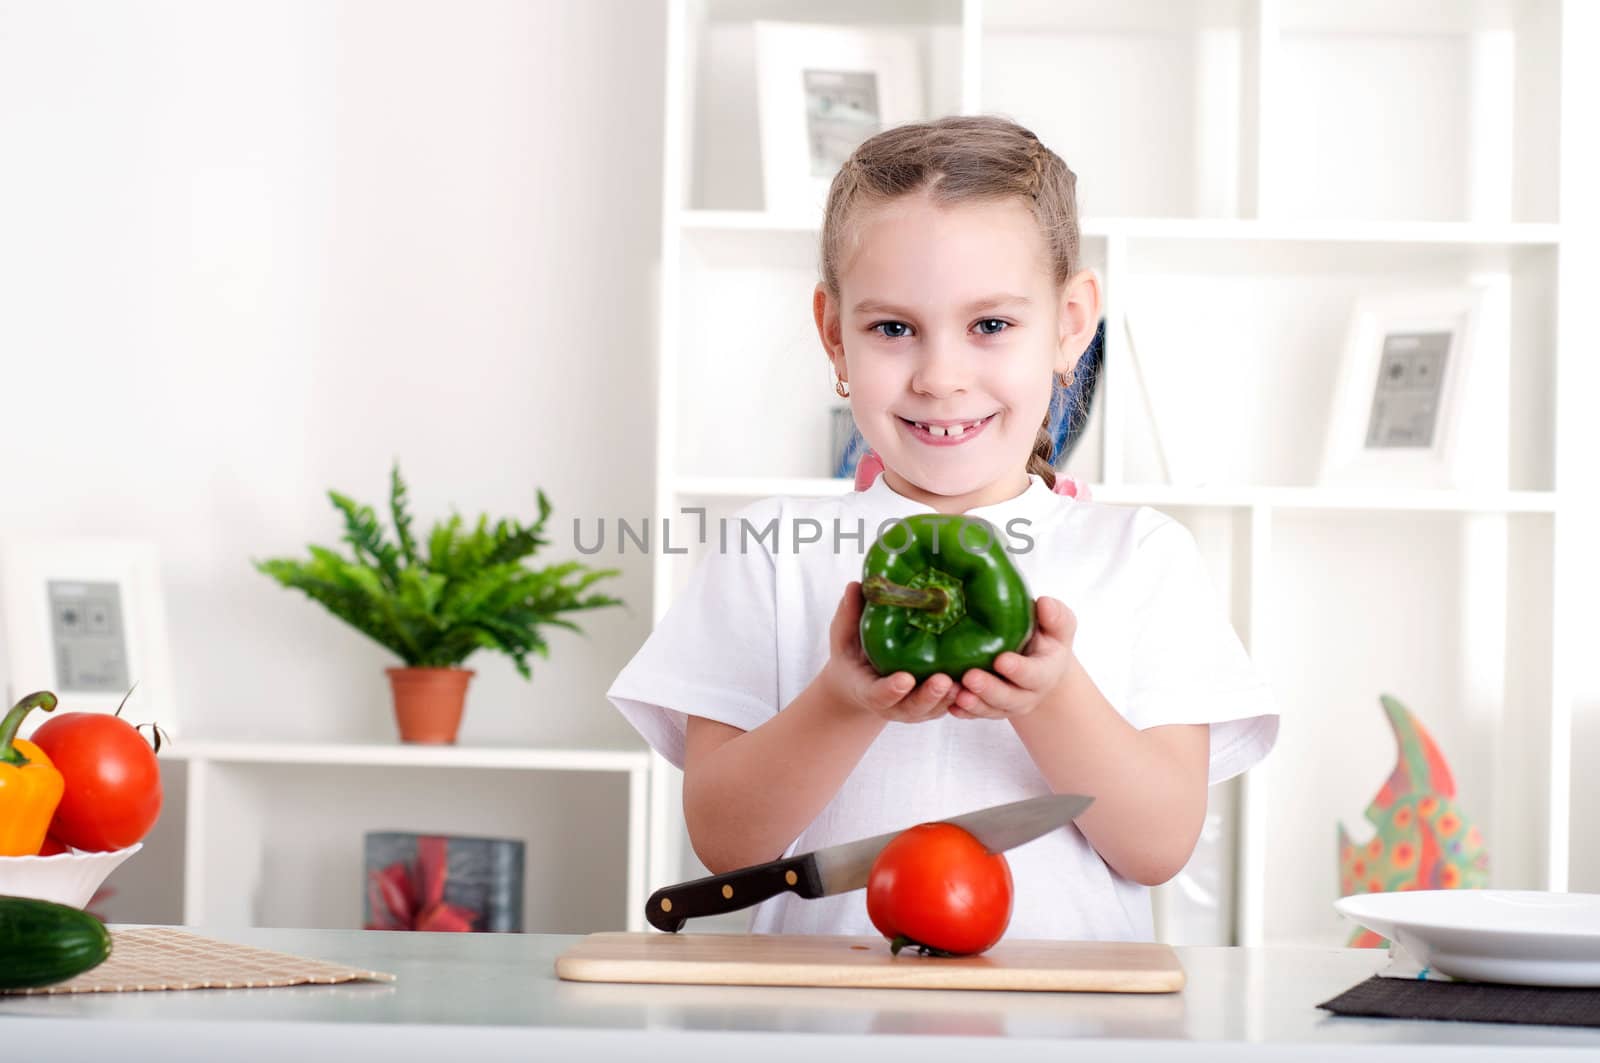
[136, 721, 170, 755]
[888, 934, 960, 959]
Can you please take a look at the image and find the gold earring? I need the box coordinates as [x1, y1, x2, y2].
[835, 376, 850, 398]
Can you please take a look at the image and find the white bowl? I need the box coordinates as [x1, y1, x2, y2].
[0, 843, 142, 908]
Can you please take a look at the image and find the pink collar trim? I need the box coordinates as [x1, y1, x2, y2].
[851, 450, 1090, 501]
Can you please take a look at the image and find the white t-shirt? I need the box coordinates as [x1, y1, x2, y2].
[607, 472, 1279, 941]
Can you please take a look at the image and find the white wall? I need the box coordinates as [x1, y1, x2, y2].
[0, 1, 664, 754]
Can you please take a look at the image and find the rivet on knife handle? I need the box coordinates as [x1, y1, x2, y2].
[646, 854, 825, 932]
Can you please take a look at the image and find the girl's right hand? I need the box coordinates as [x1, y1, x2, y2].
[819, 580, 960, 724]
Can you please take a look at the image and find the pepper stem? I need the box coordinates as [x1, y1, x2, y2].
[862, 575, 949, 613]
[0, 691, 58, 766]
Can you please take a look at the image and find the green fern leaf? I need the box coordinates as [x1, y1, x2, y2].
[391, 462, 419, 568]
[329, 490, 401, 590]
[258, 465, 623, 675]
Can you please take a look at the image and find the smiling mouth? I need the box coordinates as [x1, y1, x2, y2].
[897, 413, 997, 440]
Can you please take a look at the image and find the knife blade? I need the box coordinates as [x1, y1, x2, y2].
[645, 792, 1092, 932]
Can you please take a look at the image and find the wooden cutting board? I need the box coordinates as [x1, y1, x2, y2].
[555, 932, 1184, 993]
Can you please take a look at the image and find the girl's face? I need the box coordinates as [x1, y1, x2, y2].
[815, 192, 1098, 513]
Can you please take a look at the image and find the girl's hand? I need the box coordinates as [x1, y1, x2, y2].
[951, 596, 1078, 721]
[820, 581, 960, 724]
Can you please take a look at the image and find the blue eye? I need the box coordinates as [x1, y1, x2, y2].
[873, 321, 912, 339]
[975, 319, 1009, 335]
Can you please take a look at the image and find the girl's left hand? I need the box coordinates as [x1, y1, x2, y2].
[951, 596, 1077, 720]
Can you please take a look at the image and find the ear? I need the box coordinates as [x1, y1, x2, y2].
[814, 284, 848, 382]
[1055, 268, 1103, 377]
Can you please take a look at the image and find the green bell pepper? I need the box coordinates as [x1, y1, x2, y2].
[858, 513, 1034, 682]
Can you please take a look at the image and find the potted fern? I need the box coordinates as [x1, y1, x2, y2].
[255, 464, 622, 744]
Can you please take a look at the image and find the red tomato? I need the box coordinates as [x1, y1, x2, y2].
[866, 822, 1013, 956]
[30, 712, 162, 851]
[37, 835, 68, 856]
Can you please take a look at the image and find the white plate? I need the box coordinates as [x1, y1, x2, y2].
[1335, 890, 1600, 987]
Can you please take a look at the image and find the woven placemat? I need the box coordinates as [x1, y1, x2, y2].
[2, 927, 396, 995]
[1320, 976, 1600, 1027]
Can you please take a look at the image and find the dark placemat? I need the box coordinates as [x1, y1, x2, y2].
[1320, 976, 1600, 1028]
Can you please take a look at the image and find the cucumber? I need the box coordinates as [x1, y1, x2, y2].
[0, 894, 112, 989]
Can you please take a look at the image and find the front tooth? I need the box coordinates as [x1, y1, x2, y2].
[945, 423, 967, 437]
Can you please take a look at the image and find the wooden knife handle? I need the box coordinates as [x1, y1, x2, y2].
[646, 854, 826, 932]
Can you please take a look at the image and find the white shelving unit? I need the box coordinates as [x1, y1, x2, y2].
[156, 741, 652, 932]
[648, 0, 1598, 945]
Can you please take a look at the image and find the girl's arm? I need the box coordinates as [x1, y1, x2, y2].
[683, 690, 883, 873]
[1009, 655, 1210, 887]
[682, 581, 959, 873]
[950, 598, 1210, 886]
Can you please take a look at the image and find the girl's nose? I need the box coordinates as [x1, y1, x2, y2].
[909, 334, 970, 397]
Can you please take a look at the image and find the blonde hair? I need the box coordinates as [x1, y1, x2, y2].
[820, 116, 1082, 489]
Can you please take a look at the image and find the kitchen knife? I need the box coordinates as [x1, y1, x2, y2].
[646, 792, 1092, 932]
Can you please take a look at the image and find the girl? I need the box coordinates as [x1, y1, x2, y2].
[608, 115, 1278, 941]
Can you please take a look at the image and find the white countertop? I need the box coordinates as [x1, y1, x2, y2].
[3, 927, 1598, 1061]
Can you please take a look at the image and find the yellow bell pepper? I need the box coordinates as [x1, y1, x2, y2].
[0, 691, 65, 856]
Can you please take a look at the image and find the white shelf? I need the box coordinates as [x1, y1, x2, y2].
[679, 209, 1562, 247]
[675, 475, 853, 498]
[166, 739, 653, 934]
[673, 475, 1559, 515]
[1106, 219, 1561, 246]
[165, 739, 651, 773]
[1090, 485, 1560, 514]
[678, 209, 822, 232]
[655, 0, 1596, 951]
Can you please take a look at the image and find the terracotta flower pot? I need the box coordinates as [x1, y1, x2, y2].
[386, 667, 474, 744]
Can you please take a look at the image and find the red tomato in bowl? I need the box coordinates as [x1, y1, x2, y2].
[30, 712, 162, 852]
[866, 822, 1014, 956]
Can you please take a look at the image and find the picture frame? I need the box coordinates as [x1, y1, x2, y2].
[753, 21, 925, 217]
[1318, 287, 1489, 489]
[363, 832, 525, 933]
[0, 538, 179, 737]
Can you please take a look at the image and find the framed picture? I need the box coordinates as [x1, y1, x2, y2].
[364, 832, 525, 933]
[753, 22, 924, 217]
[1319, 287, 1489, 489]
[0, 538, 179, 737]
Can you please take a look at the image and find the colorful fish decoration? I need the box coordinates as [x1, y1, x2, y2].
[1337, 694, 1489, 948]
